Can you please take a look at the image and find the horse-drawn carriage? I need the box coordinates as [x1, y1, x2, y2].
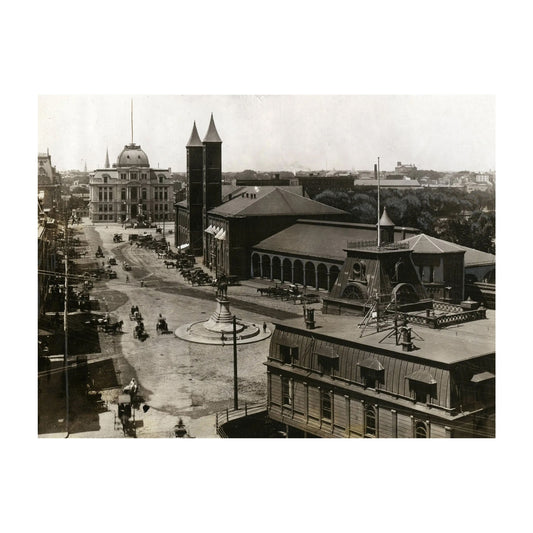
[122, 261, 131, 271]
[113, 233, 123, 243]
[108, 257, 117, 266]
[156, 315, 170, 334]
[133, 320, 148, 340]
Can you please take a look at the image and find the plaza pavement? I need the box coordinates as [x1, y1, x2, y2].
[44, 221, 316, 438]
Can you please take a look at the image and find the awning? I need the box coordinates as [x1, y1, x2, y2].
[405, 370, 437, 385]
[315, 347, 339, 359]
[204, 225, 215, 234]
[471, 371, 495, 383]
[358, 358, 384, 371]
[178, 243, 189, 250]
[215, 229, 226, 240]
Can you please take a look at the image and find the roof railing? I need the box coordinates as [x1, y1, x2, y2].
[346, 240, 410, 250]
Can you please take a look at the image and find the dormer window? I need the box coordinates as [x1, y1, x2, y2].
[316, 346, 339, 375]
[352, 261, 366, 281]
[358, 358, 385, 388]
[406, 370, 437, 403]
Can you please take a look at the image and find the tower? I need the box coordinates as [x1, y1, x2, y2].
[202, 113, 223, 261]
[378, 207, 395, 245]
[186, 122, 204, 255]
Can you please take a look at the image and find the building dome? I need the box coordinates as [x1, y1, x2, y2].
[116, 143, 150, 167]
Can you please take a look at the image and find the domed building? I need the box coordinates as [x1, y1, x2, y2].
[89, 141, 173, 224]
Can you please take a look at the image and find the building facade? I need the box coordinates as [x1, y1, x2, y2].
[38, 151, 61, 213]
[266, 309, 495, 438]
[89, 143, 172, 224]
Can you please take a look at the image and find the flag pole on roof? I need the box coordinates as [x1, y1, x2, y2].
[376, 157, 381, 248]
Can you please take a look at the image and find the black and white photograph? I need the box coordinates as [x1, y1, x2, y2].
[5, 1, 531, 531]
[37, 95, 496, 439]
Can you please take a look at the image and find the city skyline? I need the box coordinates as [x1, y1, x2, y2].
[38, 95, 495, 174]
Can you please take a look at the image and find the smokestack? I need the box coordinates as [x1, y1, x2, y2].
[374, 164, 378, 180]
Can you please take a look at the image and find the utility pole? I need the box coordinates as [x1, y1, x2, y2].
[63, 207, 70, 436]
[233, 316, 238, 410]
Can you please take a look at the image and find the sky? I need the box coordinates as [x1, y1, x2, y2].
[38, 95, 495, 174]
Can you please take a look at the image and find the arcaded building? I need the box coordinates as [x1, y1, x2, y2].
[89, 143, 172, 224]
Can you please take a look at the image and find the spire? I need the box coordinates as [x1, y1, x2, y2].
[105, 148, 110, 168]
[379, 206, 395, 226]
[84, 160, 87, 173]
[186, 121, 203, 147]
[203, 113, 222, 143]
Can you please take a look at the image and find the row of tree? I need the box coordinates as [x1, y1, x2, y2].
[313, 187, 495, 253]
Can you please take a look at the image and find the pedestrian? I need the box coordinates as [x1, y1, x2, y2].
[221, 333, 226, 346]
[126, 275, 129, 283]
[141, 280, 144, 287]
[263, 322, 267, 333]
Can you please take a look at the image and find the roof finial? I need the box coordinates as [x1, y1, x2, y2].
[186, 121, 203, 147]
[203, 113, 222, 143]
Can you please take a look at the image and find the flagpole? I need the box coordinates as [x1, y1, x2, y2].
[377, 156, 381, 248]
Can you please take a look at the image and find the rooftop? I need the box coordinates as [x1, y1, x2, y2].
[400, 233, 495, 266]
[253, 220, 418, 261]
[209, 187, 348, 218]
[274, 309, 495, 366]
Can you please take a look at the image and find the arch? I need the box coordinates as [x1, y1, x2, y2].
[317, 263, 328, 290]
[293, 259, 304, 285]
[251, 253, 261, 278]
[328, 265, 340, 290]
[414, 420, 428, 438]
[364, 405, 377, 437]
[282, 258, 292, 283]
[392, 283, 419, 304]
[342, 282, 367, 300]
[465, 273, 478, 284]
[304, 261, 316, 288]
[272, 256, 282, 281]
[482, 269, 495, 284]
[261, 255, 271, 280]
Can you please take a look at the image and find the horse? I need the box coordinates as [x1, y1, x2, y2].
[107, 320, 123, 334]
[156, 318, 168, 334]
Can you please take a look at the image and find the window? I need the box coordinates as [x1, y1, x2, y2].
[109, 191, 113, 201]
[280, 345, 298, 364]
[164, 190, 168, 200]
[98, 205, 102, 212]
[120, 173, 127, 180]
[361, 367, 384, 389]
[164, 203, 168, 211]
[98, 188, 103, 201]
[155, 204, 159, 211]
[316, 347, 339, 375]
[142, 188, 147, 200]
[406, 371, 437, 404]
[121, 188, 126, 201]
[281, 377, 292, 406]
[141, 173, 147, 180]
[364, 405, 377, 437]
[414, 420, 428, 438]
[352, 261, 366, 281]
[131, 173, 137, 180]
[103, 176, 108, 184]
[321, 389, 332, 421]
